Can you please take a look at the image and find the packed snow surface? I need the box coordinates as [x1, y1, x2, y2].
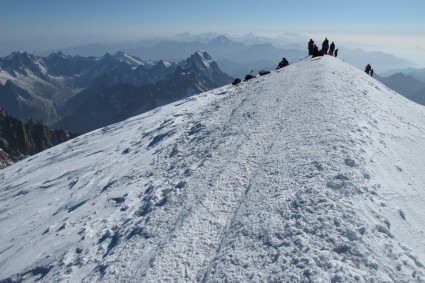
[1, 56, 425, 282]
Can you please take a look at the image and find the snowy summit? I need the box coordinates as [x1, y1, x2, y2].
[1, 56, 425, 282]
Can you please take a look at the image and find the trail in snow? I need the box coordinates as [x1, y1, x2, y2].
[1, 56, 425, 282]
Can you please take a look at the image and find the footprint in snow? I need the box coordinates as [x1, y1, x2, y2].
[344, 158, 357, 167]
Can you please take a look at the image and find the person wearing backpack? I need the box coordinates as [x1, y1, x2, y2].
[329, 42, 335, 56]
[365, 64, 371, 74]
[308, 39, 314, 56]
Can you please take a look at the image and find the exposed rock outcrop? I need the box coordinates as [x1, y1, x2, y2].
[0, 107, 78, 168]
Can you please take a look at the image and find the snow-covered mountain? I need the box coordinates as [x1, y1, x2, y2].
[1, 56, 425, 282]
[0, 51, 230, 130]
[0, 80, 57, 123]
[183, 51, 232, 86]
[123, 36, 305, 77]
[0, 51, 125, 124]
[53, 51, 232, 133]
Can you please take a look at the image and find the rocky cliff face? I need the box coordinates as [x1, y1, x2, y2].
[0, 108, 78, 168]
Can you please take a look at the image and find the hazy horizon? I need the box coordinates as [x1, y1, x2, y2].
[1, 0, 424, 67]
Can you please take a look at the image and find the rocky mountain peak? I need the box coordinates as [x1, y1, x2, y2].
[182, 51, 232, 85]
[184, 51, 214, 75]
[4, 51, 33, 61]
[46, 51, 67, 59]
[1, 51, 45, 77]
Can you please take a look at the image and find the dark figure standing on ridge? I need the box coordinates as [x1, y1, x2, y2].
[365, 64, 372, 75]
[276, 57, 289, 70]
[308, 39, 314, 56]
[322, 38, 329, 54]
[370, 69, 374, 77]
[312, 44, 322, 57]
[334, 49, 339, 58]
[329, 41, 335, 56]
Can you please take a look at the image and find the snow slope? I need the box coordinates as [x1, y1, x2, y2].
[1, 56, 425, 282]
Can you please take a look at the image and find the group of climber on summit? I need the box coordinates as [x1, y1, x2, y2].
[308, 38, 375, 77]
[308, 38, 338, 58]
[231, 37, 375, 86]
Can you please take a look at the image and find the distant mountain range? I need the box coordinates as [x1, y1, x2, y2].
[0, 107, 77, 168]
[55, 51, 232, 133]
[1, 35, 422, 137]
[34, 35, 414, 77]
[375, 72, 425, 106]
[380, 67, 425, 83]
[0, 50, 233, 133]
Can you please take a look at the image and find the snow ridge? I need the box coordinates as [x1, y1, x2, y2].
[1, 56, 425, 282]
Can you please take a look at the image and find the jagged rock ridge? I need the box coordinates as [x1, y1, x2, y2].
[0, 108, 78, 169]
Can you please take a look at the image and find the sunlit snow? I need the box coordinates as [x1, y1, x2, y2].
[1, 56, 425, 282]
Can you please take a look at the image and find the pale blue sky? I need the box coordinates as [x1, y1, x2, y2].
[1, 0, 424, 60]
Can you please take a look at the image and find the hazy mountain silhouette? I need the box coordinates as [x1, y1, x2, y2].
[376, 72, 425, 105]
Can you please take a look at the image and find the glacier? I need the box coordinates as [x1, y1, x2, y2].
[1, 56, 425, 282]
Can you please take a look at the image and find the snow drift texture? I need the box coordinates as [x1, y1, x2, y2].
[1, 56, 425, 282]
